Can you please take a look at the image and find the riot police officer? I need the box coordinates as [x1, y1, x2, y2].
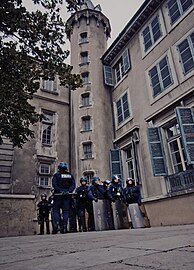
[123, 178, 141, 206]
[101, 180, 111, 200]
[76, 177, 93, 232]
[37, 193, 51, 235]
[88, 176, 106, 202]
[52, 162, 76, 234]
[108, 175, 123, 202]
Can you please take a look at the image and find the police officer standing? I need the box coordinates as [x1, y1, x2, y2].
[123, 178, 141, 206]
[88, 176, 106, 202]
[52, 162, 76, 234]
[37, 193, 51, 235]
[108, 175, 123, 202]
[76, 177, 93, 232]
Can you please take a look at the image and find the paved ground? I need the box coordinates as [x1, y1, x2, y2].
[0, 224, 194, 270]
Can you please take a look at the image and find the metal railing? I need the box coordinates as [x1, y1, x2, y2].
[165, 170, 194, 193]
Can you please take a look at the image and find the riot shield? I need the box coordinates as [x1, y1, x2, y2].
[112, 200, 130, 230]
[92, 199, 114, 231]
[128, 203, 145, 228]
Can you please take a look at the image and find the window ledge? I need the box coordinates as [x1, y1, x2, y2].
[116, 116, 133, 131]
[79, 62, 90, 67]
[81, 157, 94, 161]
[40, 88, 59, 95]
[79, 104, 92, 109]
[38, 185, 52, 189]
[42, 143, 52, 147]
[80, 129, 92, 133]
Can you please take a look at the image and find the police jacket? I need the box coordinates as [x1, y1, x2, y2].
[76, 185, 89, 203]
[37, 199, 51, 216]
[52, 171, 75, 194]
[88, 184, 106, 200]
[108, 181, 123, 201]
[123, 184, 141, 206]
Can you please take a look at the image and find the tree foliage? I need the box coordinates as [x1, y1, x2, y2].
[0, 0, 82, 147]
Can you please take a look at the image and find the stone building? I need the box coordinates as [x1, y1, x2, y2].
[0, 0, 194, 236]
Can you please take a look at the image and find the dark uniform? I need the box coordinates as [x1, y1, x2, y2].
[76, 177, 94, 232]
[37, 193, 51, 235]
[123, 178, 141, 206]
[52, 162, 76, 234]
[108, 175, 124, 202]
[88, 177, 106, 202]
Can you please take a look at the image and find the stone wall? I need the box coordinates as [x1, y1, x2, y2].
[144, 193, 194, 227]
[0, 194, 37, 237]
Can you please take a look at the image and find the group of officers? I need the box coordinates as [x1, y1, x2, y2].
[37, 162, 142, 235]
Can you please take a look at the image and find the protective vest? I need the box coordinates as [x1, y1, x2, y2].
[57, 173, 72, 189]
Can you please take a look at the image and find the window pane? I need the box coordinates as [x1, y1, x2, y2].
[180, 0, 193, 12]
[143, 26, 152, 51]
[42, 125, 51, 144]
[151, 16, 161, 42]
[178, 38, 194, 73]
[168, 0, 181, 24]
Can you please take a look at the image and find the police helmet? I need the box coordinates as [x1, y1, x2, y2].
[126, 178, 135, 185]
[112, 175, 119, 181]
[41, 193, 47, 198]
[92, 176, 100, 184]
[58, 162, 68, 171]
[80, 177, 87, 183]
[102, 180, 111, 185]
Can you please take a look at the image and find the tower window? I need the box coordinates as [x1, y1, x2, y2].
[80, 51, 89, 64]
[82, 116, 91, 131]
[80, 32, 88, 43]
[81, 72, 89, 84]
[81, 93, 90, 106]
[83, 142, 92, 159]
[38, 163, 51, 187]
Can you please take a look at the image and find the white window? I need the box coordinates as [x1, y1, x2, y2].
[80, 51, 89, 64]
[166, 123, 191, 173]
[42, 79, 56, 92]
[125, 146, 135, 179]
[148, 55, 173, 97]
[83, 142, 92, 159]
[167, 0, 194, 25]
[142, 15, 162, 52]
[116, 92, 130, 125]
[104, 48, 130, 86]
[82, 116, 91, 131]
[41, 111, 54, 145]
[81, 93, 90, 107]
[177, 31, 194, 74]
[39, 163, 51, 187]
[80, 32, 88, 43]
[81, 72, 89, 84]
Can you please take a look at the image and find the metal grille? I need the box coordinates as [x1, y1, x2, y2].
[165, 169, 194, 193]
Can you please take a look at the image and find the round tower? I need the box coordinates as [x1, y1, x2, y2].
[66, 0, 113, 183]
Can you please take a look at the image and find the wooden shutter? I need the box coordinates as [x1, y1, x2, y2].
[103, 65, 114, 86]
[147, 127, 167, 176]
[110, 149, 122, 180]
[176, 107, 194, 164]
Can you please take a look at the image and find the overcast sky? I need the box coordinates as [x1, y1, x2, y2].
[91, 0, 144, 46]
[24, 0, 144, 45]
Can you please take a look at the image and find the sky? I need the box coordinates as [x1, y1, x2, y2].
[90, 0, 145, 46]
[24, 0, 145, 45]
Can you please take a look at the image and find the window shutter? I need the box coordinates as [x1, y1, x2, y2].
[147, 127, 167, 176]
[103, 65, 114, 86]
[176, 107, 194, 164]
[122, 48, 130, 73]
[110, 149, 122, 180]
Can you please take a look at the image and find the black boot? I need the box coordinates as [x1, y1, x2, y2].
[60, 223, 68, 234]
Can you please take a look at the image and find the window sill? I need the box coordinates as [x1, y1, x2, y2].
[40, 88, 59, 95]
[79, 104, 92, 109]
[80, 129, 92, 133]
[38, 185, 52, 189]
[116, 116, 133, 131]
[81, 157, 94, 161]
[42, 143, 52, 147]
[79, 62, 90, 67]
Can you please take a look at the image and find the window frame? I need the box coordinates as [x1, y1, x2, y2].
[167, 0, 194, 25]
[81, 72, 90, 85]
[80, 51, 89, 65]
[79, 32, 88, 44]
[82, 142, 93, 160]
[41, 111, 54, 146]
[38, 163, 51, 187]
[81, 116, 91, 132]
[115, 91, 131, 128]
[177, 31, 194, 75]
